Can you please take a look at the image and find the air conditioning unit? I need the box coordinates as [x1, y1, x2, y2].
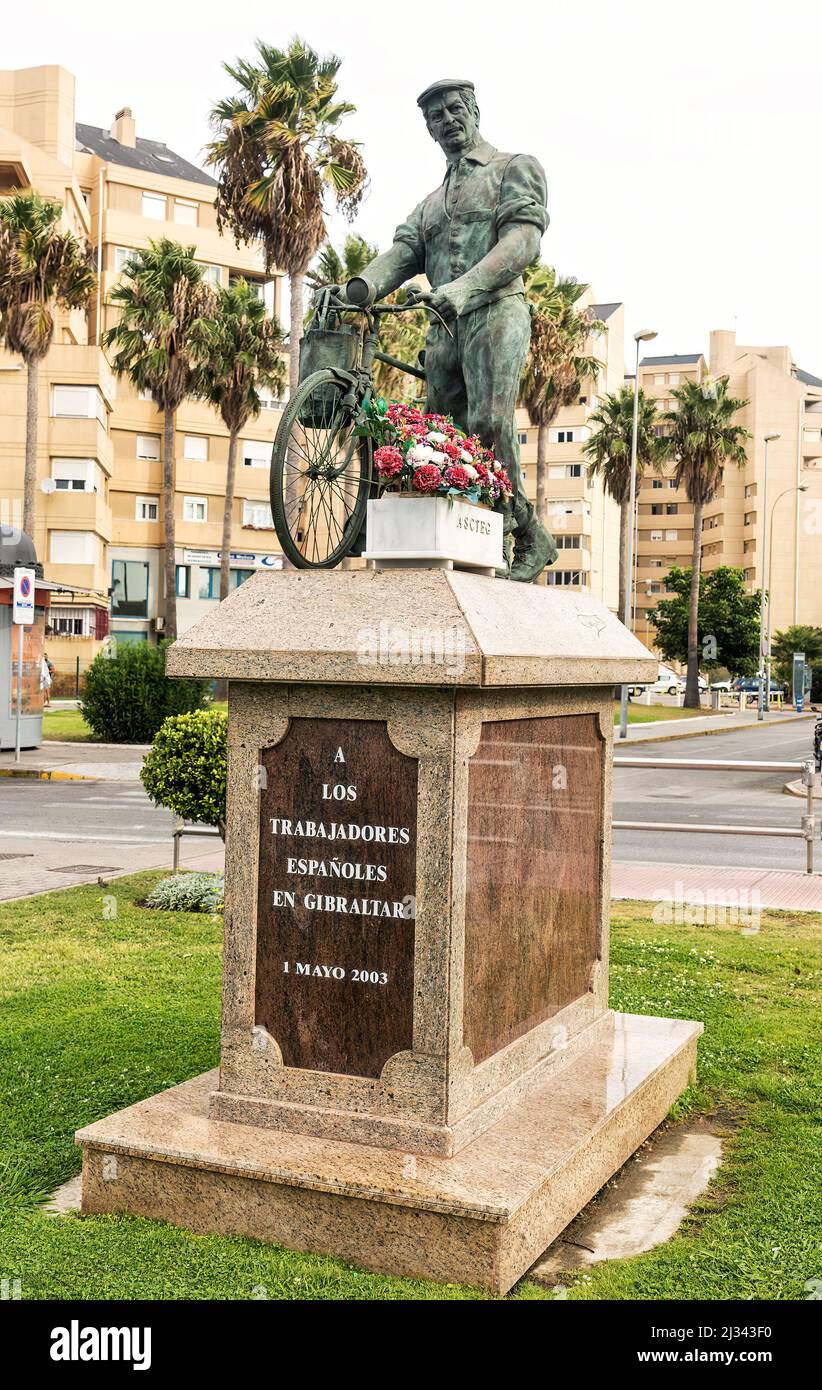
[154, 616, 165, 632]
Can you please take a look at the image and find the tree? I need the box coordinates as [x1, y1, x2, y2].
[521, 264, 602, 525]
[141, 709, 228, 838]
[207, 37, 367, 408]
[103, 240, 216, 641]
[195, 278, 286, 606]
[81, 640, 209, 743]
[0, 191, 95, 536]
[770, 624, 822, 700]
[660, 377, 748, 706]
[584, 386, 661, 621]
[307, 233, 426, 402]
[648, 565, 761, 676]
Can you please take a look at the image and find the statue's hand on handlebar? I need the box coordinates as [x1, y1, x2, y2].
[416, 279, 470, 322]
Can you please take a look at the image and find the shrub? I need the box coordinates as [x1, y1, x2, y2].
[144, 872, 224, 913]
[81, 641, 209, 743]
[141, 709, 228, 834]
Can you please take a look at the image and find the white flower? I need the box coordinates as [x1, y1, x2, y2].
[427, 431, 447, 444]
[493, 460, 503, 472]
[460, 449, 474, 464]
[462, 463, 479, 480]
[408, 444, 433, 464]
[429, 450, 446, 465]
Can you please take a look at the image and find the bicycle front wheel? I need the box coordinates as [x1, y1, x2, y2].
[270, 370, 372, 568]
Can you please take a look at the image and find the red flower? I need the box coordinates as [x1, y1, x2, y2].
[412, 463, 443, 493]
[443, 465, 473, 490]
[374, 445, 404, 478]
[442, 440, 461, 460]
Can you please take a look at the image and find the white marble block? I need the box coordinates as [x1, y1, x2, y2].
[363, 495, 504, 573]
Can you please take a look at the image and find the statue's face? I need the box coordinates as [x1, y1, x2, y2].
[423, 90, 479, 156]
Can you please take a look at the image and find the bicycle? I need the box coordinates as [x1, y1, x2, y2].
[270, 282, 443, 569]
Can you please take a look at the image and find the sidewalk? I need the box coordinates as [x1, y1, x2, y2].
[0, 836, 225, 902]
[622, 708, 813, 744]
[0, 740, 148, 782]
[612, 859, 822, 912]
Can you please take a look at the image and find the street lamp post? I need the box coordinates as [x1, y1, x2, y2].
[619, 328, 657, 740]
[765, 483, 809, 700]
[757, 433, 780, 721]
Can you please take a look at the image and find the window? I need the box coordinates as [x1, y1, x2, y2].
[51, 459, 93, 492]
[546, 570, 586, 587]
[745, 483, 756, 498]
[243, 499, 274, 529]
[518, 431, 529, 445]
[650, 529, 663, 541]
[650, 559, 663, 568]
[114, 246, 133, 273]
[51, 385, 106, 426]
[744, 511, 755, 526]
[51, 614, 83, 636]
[651, 504, 663, 515]
[174, 199, 198, 227]
[666, 503, 678, 515]
[566, 463, 582, 478]
[669, 373, 680, 385]
[136, 434, 160, 461]
[665, 529, 678, 541]
[135, 495, 159, 521]
[183, 495, 207, 522]
[111, 559, 149, 617]
[652, 479, 663, 489]
[258, 390, 284, 412]
[199, 263, 221, 288]
[142, 192, 167, 220]
[554, 429, 575, 443]
[654, 374, 665, 385]
[198, 567, 253, 600]
[139, 386, 154, 403]
[184, 435, 208, 461]
[669, 479, 677, 489]
[175, 565, 190, 598]
[50, 531, 98, 565]
[242, 439, 270, 468]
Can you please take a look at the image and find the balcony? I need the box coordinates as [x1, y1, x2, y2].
[42, 488, 112, 544]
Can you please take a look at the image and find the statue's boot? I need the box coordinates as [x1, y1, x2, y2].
[495, 532, 513, 579]
[509, 517, 557, 583]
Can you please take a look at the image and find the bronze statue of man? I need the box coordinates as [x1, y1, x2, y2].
[347, 78, 557, 582]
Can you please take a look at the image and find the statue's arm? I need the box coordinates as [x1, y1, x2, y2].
[430, 154, 549, 319]
[346, 202, 425, 305]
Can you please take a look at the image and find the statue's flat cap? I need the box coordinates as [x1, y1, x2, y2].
[417, 78, 475, 109]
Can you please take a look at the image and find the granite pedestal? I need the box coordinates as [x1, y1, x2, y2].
[76, 569, 701, 1293]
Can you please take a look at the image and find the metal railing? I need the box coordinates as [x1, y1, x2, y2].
[612, 757, 817, 874]
[171, 816, 222, 871]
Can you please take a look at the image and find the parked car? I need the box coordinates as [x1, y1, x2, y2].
[649, 668, 706, 696]
[732, 677, 784, 694]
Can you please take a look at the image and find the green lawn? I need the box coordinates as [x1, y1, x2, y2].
[0, 875, 820, 1300]
[614, 702, 719, 725]
[42, 707, 95, 742]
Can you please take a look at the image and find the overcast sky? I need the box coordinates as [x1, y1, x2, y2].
[7, 0, 822, 373]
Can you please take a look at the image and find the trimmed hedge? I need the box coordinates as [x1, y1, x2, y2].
[141, 708, 227, 834]
[80, 640, 209, 743]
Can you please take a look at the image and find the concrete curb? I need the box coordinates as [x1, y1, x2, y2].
[0, 766, 95, 781]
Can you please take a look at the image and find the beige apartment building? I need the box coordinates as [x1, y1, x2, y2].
[516, 296, 624, 609]
[634, 334, 822, 648]
[0, 64, 284, 684]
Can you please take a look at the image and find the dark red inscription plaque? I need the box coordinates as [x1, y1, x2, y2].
[464, 714, 604, 1063]
[255, 718, 417, 1077]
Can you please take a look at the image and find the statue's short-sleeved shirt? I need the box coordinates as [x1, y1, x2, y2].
[391, 141, 548, 313]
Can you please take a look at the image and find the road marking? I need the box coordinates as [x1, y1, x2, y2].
[0, 830, 169, 845]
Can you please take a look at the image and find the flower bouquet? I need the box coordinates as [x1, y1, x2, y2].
[357, 398, 513, 509]
[359, 400, 507, 574]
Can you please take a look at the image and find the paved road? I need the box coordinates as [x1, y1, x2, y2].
[0, 719, 817, 897]
[0, 781, 219, 899]
[613, 719, 818, 871]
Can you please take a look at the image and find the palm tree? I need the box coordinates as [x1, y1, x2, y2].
[305, 232, 376, 293]
[521, 264, 603, 525]
[195, 278, 286, 605]
[0, 191, 95, 536]
[661, 377, 748, 707]
[103, 239, 216, 641]
[584, 386, 662, 621]
[207, 37, 367, 405]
